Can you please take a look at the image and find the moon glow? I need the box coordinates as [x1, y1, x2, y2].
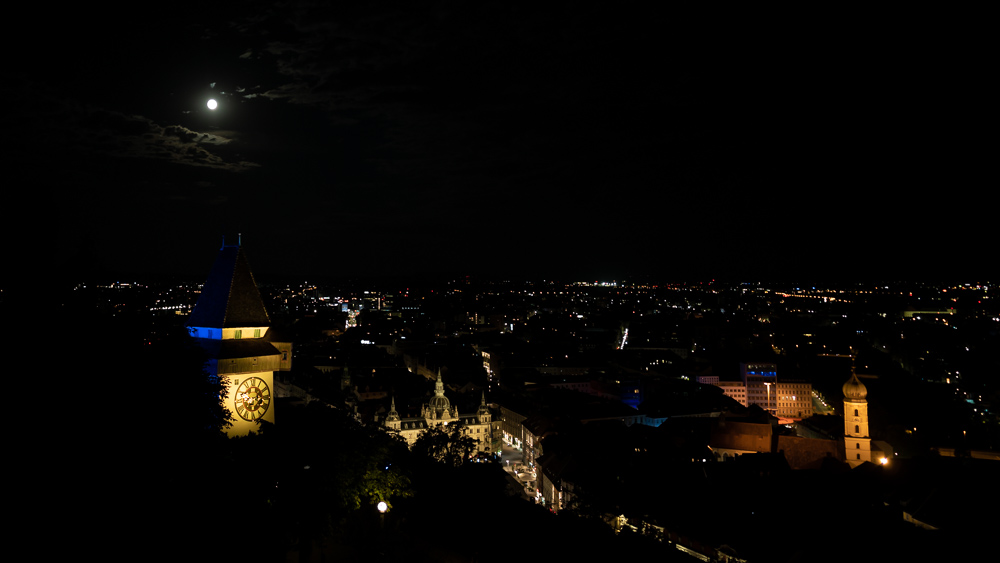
[207, 99, 218, 110]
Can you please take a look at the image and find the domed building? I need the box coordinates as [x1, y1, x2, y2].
[423, 373, 458, 421]
[843, 352, 893, 468]
[843, 366, 872, 468]
[383, 372, 493, 456]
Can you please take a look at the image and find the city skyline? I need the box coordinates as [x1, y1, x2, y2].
[17, 233, 998, 560]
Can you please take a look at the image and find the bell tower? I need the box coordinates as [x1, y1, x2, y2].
[843, 352, 871, 468]
[476, 392, 491, 425]
[188, 240, 286, 437]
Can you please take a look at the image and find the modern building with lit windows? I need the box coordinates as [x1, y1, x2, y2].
[709, 363, 813, 420]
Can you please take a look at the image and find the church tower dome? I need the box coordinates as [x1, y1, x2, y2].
[386, 397, 400, 422]
[842, 372, 868, 402]
[426, 372, 452, 419]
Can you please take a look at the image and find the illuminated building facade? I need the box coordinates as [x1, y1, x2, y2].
[718, 381, 747, 406]
[383, 374, 493, 455]
[742, 363, 778, 414]
[774, 381, 813, 419]
[500, 404, 528, 450]
[843, 366, 873, 468]
[187, 242, 292, 437]
[841, 353, 895, 467]
[711, 363, 813, 420]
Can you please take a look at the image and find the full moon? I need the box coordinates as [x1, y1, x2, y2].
[207, 99, 218, 110]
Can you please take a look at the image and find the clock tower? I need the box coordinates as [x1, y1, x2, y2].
[843, 355, 871, 468]
[188, 241, 290, 437]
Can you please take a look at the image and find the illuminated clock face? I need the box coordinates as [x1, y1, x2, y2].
[235, 377, 271, 421]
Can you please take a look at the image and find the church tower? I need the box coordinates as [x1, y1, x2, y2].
[385, 397, 401, 432]
[188, 241, 287, 437]
[423, 371, 458, 422]
[843, 353, 871, 468]
[476, 392, 491, 425]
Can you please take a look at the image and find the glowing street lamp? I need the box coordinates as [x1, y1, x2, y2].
[377, 501, 387, 529]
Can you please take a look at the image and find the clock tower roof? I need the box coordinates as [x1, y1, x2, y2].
[188, 244, 271, 329]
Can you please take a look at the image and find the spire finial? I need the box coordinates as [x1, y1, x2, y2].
[435, 372, 445, 396]
[843, 346, 867, 401]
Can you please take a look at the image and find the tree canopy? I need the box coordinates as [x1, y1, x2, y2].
[411, 422, 477, 467]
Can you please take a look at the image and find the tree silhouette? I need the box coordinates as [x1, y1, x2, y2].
[412, 422, 477, 467]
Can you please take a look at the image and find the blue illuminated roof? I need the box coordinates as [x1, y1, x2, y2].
[187, 245, 271, 329]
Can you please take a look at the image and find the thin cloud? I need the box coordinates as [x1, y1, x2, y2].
[11, 80, 261, 173]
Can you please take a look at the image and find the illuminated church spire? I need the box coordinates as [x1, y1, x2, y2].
[426, 370, 453, 420]
[477, 391, 491, 424]
[843, 348, 872, 468]
[385, 396, 401, 431]
[387, 396, 400, 421]
[434, 371, 446, 398]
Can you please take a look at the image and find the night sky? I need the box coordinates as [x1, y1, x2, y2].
[5, 4, 993, 282]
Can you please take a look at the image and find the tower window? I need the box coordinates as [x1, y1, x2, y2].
[856, 443, 860, 449]
[857, 454, 861, 460]
[854, 409, 859, 417]
[855, 425, 860, 434]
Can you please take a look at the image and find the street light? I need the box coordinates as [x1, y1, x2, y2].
[377, 501, 387, 530]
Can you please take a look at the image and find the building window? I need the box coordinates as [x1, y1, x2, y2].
[235, 329, 242, 339]
[254, 329, 261, 338]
